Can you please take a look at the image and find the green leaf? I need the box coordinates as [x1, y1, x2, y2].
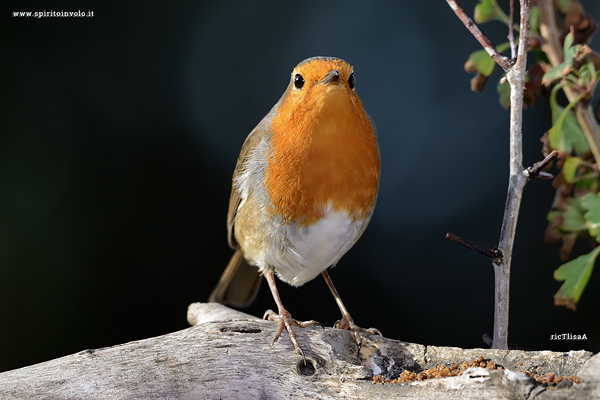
[542, 33, 582, 85]
[563, 157, 583, 183]
[496, 42, 512, 53]
[554, 245, 600, 310]
[561, 198, 587, 233]
[529, 6, 540, 35]
[585, 59, 600, 93]
[497, 80, 511, 109]
[474, 0, 497, 23]
[547, 84, 589, 155]
[549, 84, 562, 121]
[548, 105, 589, 154]
[562, 108, 589, 154]
[467, 42, 512, 78]
[547, 210, 561, 222]
[543, 62, 569, 85]
[549, 85, 562, 124]
[581, 192, 600, 211]
[581, 192, 600, 241]
[582, 57, 595, 80]
[576, 176, 600, 192]
[468, 49, 497, 77]
[563, 33, 575, 62]
[558, 0, 573, 14]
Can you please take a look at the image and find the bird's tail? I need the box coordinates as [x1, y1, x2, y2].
[209, 249, 262, 307]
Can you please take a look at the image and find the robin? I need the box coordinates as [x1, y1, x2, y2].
[209, 56, 380, 360]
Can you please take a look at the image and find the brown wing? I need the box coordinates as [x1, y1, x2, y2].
[226, 182, 242, 249]
[226, 108, 276, 249]
[225, 138, 253, 249]
[217, 106, 279, 306]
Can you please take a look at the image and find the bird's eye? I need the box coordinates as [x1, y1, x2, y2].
[348, 73, 355, 90]
[294, 74, 305, 89]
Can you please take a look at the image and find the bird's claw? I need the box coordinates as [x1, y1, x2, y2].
[264, 309, 324, 328]
[333, 316, 382, 352]
[263, 309, 322, 364]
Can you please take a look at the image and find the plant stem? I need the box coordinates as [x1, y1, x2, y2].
[492, 0, 512, 26]
[575, 106, 600, 164]
[447, 0, 532, 350]
[446, 0, 512, 71]
[508, 0, 517, 59]
[491, 0, 530, 351]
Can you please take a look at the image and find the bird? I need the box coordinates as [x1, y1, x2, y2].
[209, 56, 380, 360]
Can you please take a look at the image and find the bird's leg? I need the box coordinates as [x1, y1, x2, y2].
[322, 270, 381, 350]
[262, 268, 322, 363]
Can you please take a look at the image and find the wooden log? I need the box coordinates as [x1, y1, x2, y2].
[0, 303, 597, 399]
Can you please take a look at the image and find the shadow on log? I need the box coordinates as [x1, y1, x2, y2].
[0, 303, 597, 399]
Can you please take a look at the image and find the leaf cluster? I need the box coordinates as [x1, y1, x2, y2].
[466, 0, 600, 310]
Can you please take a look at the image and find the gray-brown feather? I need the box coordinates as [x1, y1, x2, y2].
[227, 102, 280, 250]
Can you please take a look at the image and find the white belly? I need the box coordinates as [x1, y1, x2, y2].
[263, 209, 370, 286]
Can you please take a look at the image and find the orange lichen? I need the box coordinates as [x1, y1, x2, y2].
[373, 356, 582, 388]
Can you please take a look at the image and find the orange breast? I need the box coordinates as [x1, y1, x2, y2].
[266, 85, 380, 226]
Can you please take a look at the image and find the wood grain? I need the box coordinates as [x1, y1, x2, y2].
[0, 303, 596, 399]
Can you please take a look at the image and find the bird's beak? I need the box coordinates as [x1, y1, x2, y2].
[320, 69, 340, 85]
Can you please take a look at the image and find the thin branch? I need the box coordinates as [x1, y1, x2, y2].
[538, 0, 600, 165]
[446, 0, 513, 70]
[492, 0, 514, 27]
[575, 104, 600, 166]
[516, 1, 530, 64]
[508, 0, 517, 59]
[446, 233, 503, 261]
[538, 0, 563, 66]
[447, 0, 542, 350]
[524, 150, 559, 180]
[490, 0, 531, 351]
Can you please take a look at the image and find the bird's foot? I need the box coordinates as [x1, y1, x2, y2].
[333, 315, 382, 350]
[263, 309, 324, 363]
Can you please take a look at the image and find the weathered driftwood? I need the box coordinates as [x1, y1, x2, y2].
[0, 303, 597, 399]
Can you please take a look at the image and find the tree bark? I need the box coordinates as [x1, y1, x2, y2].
[0, 303, 597, 400]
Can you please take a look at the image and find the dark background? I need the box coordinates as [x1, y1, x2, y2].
[3, 1, 600, 372]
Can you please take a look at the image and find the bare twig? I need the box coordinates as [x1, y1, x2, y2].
[538, 0, 600, 165]
[524, 150, 559, 180]
[490, 0, 531, 351]
[447, 0, 532, 350]
[446, 0, 513, 70]
[538, 0, 563, 66]
[508, 0, 517, 59]
[446, 233, 503, 261]
[575, 104, 600, 165]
